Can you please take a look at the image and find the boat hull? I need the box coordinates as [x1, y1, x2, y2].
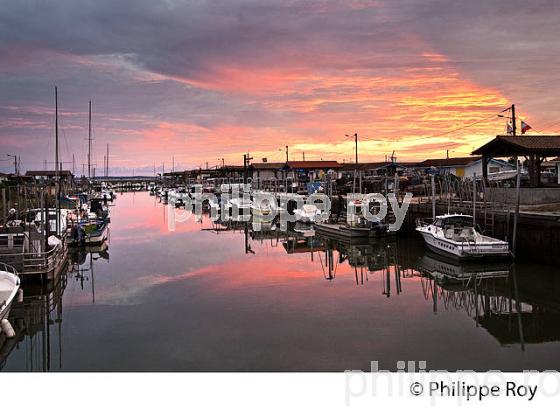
[0, 269, 20, 321]
[417, 229, 511, 261]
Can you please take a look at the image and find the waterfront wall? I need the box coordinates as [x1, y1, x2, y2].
[485, 187, 560, 205]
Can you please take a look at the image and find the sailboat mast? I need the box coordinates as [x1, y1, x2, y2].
[88, 100, 92, 178]
[55, 86, 60, 236]
[106, 143, 109, 178]
[55, 87, 59, 179]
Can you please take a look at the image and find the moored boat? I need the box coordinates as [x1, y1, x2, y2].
[0, 263, 20, 323]
[416, 214, 511, 260]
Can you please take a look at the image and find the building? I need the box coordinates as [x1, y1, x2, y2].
[25, 170, 74, 183]
[417, 156, 514, 178]
[251, 162, 286, 190]
[284, 161, 342, 193]
[472, 135, 560, 187]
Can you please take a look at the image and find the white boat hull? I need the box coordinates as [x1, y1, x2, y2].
[0, 268, 20, 322]
[417, 228, 510, 260]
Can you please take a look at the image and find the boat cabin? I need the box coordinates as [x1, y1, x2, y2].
[434, 215, 476, 241]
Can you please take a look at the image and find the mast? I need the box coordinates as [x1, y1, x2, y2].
[106, 143, 109, 178]
[55, 87, 59, 179]
[88, 100, 92, 178]
[55, 86, 60, 236]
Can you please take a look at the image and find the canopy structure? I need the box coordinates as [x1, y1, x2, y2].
[472, 135, 560, 187]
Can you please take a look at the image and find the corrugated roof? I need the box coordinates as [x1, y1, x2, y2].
[285, 160, 342, 169]
[472, 135, 560, 156]
[419, 157, 481, 167]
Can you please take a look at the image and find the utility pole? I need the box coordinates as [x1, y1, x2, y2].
[302, 152, 305, 161]
[7, 154, 17, 175]
[285, 145, 289, 162]
[243, 153, 253, 184]
[172, 156, 175, 173]
[511, 104, 516, 136]
[72, 154, 75, 176]
[88, 100, 92, 178]
[355, 133, 358, 164]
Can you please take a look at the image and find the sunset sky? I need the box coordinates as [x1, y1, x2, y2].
[1, 0, 560, 175]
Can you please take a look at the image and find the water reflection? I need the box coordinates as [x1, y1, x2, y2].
[0, 270, 66, 371]
[2, 192, 559, 371]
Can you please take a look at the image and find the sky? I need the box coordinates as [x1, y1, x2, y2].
[1, 0, 560, 175]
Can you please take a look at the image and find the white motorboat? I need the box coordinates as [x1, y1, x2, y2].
[293, 204, 323, 223]
[416, 214, 511, 260]
[0, 263, 20, 322]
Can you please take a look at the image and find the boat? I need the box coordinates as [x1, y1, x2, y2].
[293, 204, 323, 223]
[0, 263, 20, 322]
[330, 199, 391, 238]
[416, 214, 511, 260]
[68, 218, 109, 246]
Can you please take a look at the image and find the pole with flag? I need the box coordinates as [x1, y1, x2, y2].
[521, 120, 532, 134]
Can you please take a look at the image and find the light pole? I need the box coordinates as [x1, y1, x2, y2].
[279, 146, 289, 162]
[345, 133, 358, 164]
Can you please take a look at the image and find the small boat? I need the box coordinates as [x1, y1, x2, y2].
[293, 204, 323, 223]
[69, 219, 109, 246]
[338, 199, 390, 237]
[0, 263, 20, 322]
[416, 214, 511, 260]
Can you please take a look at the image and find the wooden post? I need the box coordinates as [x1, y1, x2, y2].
[2, 188, 6, 223]
[431, 174, 436, 220]
[512, 158, 521, 257]
[472, 172, 476, 224]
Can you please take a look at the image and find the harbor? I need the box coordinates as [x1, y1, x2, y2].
[1, 187, 560, 371]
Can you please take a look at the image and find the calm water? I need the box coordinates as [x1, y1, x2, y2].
[2, 192, 560, 371]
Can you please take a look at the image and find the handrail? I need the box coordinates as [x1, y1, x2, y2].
[0, 261, 20, 277]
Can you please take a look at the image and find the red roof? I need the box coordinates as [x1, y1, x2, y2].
[286, 161, 342, 169]
[419, 157, 481, 167]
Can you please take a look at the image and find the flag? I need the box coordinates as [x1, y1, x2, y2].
[521, 120, 532, 134]
[506, 121, 513, 135]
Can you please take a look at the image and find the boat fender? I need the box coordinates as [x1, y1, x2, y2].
[0, 319, 16, 338]
[17, 288, 24, 303]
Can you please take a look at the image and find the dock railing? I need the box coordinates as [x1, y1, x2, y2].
[21, 239, 68, 276]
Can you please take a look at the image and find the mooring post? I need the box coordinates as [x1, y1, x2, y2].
[2, 188, 6, 223]
[472, 172, 476, 224]
[431, 174, 436, 220]
[512, 158, 521, 258]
